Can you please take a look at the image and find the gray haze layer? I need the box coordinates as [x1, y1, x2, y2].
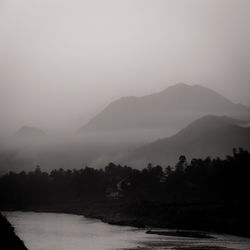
[0, 83, 249, 173]
[0, 0, 250, 134]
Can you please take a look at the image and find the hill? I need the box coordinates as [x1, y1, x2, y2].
[120, 115, 250, 167]
[16, 126, 46, 137]
[80, 84, 250, 140]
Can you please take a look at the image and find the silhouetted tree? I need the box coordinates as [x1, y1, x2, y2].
[175, 155, 187, 172]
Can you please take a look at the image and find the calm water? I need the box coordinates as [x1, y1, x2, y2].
[3, 211, 250, 250]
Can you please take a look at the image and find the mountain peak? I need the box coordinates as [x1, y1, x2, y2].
[122, 115, 250, 168]
[161, 83, 190, 93]
[163, 83, 218, 94]
[178, 115, 245, 137]
[80, 83, 250, 138]
[171, 82, 190, 88]
[16, 126, 46, 137]
[185, 115, 245, 128]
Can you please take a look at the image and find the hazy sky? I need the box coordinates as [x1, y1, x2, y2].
[0, 0, 250, 134]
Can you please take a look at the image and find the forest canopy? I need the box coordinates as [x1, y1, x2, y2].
[0, 148, 249, 207]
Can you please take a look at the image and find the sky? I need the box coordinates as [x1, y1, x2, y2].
[0, 0, 250, 134]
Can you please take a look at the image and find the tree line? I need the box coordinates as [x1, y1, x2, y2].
[0, 148, 249, 209]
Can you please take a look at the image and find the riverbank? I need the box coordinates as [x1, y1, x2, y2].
[6, 211, 249, 250]
[0, 212, 28, 250]
[2, 199, 250, 239]
[1, 150, 250, 241]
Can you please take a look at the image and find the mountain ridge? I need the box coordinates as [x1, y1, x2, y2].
[16, 126, 46, 137]
[117, 115, 250, 168]
[79, 84, 250, 138]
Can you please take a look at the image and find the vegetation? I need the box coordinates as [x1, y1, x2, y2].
[0, 148, 250, 236]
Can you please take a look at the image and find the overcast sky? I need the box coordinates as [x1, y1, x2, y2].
[0, 0, 250, 134]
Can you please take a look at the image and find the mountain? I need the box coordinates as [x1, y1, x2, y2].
[16, 126, 46, 137]
[79, 83, 250, 140]
[118, 115, 250, 168]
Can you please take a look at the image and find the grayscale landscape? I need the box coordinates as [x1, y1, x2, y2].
[0, 1, 250, 249]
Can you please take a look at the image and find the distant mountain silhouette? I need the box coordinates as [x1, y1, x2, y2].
[80, 84, 250, 138]
[120, 115, 250, 168]
[16, 126, 46, 137]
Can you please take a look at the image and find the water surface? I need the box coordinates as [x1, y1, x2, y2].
[3, 211, 250, 250]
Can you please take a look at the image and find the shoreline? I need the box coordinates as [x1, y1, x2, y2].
[2, 202, 250, 239]
[0, 212, 28, 250]
[1, 209, 219, 241]
[5, 210, 250, 250]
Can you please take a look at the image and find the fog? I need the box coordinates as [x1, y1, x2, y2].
[0, 0, 250, 135]
[0, 0, 250, 172]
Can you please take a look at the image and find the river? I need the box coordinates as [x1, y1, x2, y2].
[3, 211, 250, 250]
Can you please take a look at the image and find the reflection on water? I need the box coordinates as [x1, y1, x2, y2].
[3, 211, 250, 250]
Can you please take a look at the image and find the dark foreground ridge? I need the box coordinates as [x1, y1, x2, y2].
[0, 212, 28, 250]
[0, 148, 250, 238]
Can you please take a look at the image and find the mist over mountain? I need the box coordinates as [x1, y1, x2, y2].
[0, 84, 250, 173]
[80, 84, 250, 141]
[118, 115, 250, 168]
[16, 126, 46, 137]
[1, 1, 250, 244]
